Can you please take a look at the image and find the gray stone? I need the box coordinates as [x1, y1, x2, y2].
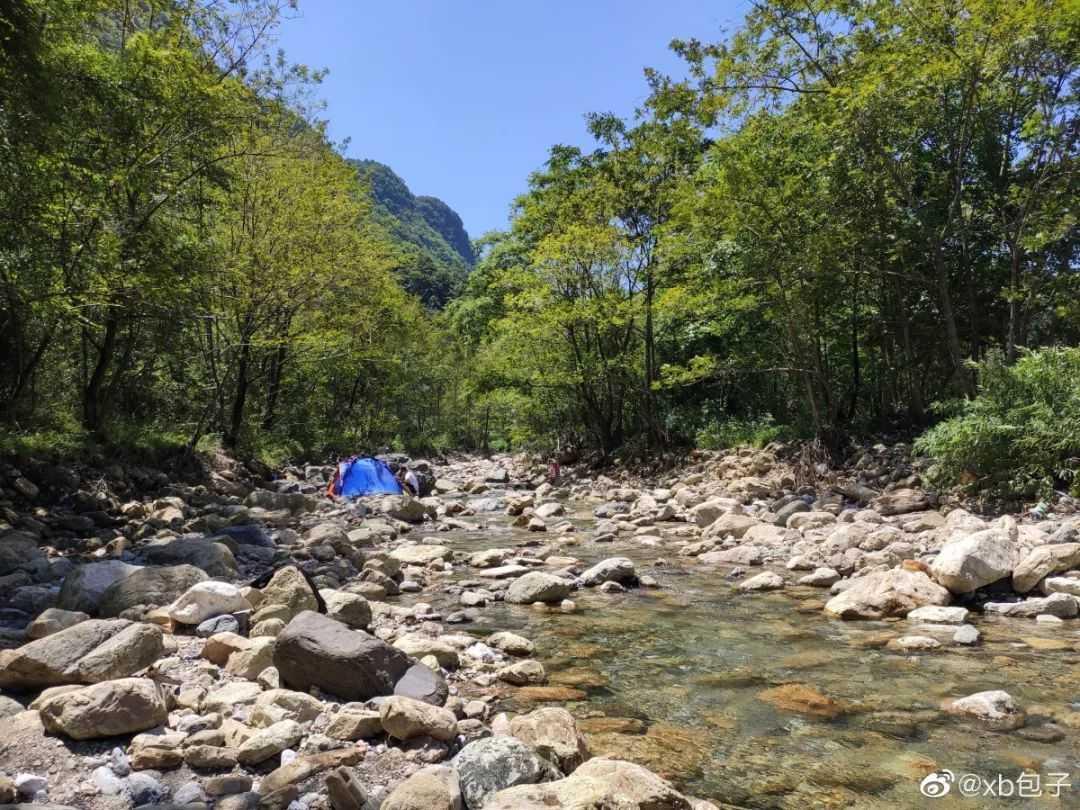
[57, 561, 138, 615]
[453, 736, 555, 809]
[140, 537, 236, 578]
[0, 619, 162, 689]
[98, 564, 208, 617]
[274, 611, 411, 700]
[38, 678, 167, 739]
[505, 572, 572, 604]
[577, 557, 637, 587]
[395, 662, 449, 706]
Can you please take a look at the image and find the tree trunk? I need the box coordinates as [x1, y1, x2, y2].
[225, 339, 251, 449]
[82, 314, 119, 434]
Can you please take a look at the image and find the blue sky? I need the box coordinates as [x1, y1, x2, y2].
[274, 1, 746, 239]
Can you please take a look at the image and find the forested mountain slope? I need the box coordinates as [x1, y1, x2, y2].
[351, 160, 473, 308]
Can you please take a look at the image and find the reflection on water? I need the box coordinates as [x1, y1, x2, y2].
[406, 506, 1080, 808]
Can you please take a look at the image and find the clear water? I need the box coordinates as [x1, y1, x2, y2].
[406, 499, 1080, 808]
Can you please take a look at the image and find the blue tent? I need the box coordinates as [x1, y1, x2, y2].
[331, 456, 403, 497]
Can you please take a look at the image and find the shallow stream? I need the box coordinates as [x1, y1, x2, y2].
[407, 499, 1080, 808]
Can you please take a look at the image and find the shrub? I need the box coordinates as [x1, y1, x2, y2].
[915, 348, 1080, 498]
[696, 414, 792, 450]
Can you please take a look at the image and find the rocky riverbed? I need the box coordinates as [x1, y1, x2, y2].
[1, 445, 1079, 809]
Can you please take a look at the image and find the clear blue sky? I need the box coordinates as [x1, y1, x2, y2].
[274, 0, 746, 239]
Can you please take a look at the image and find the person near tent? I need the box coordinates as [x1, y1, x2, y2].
[398, 466, 420, 497]
[547, 458, 560, 484]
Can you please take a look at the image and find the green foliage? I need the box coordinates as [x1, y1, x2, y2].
[915, 349, 1080, 498]
[696, 415, 793, 451]
[351, 160, 473, 308]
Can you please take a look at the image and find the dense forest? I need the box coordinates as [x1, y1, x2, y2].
[1, 0, 1078, 493]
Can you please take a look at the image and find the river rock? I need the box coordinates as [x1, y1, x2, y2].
[38, 677, 167, 739]
[984, 592, 1078, 618]
[0, 531, 44, 576]
[237, 719, 303, 765]
[326, 708, 382, 740]
[498, 659, 547, 685]
[454, 736, 555, 809]
[98, 564, 209, 617]
[506, 572, 573, 604]
[509, 707, 590, 773]
[274, 611, 411, 700]
[706, 513, 758, 539]
[381, 765, 463, 810]
[578, 557, 637, 587]
[870, 489, 929, 516]
[757, 683, 847, 719]
[323, 590, 372, 630]
[824, 568, 950, 619]
[930, 521, 1017, 594]
[26, 608, 89, 639]
[140, 537, 237, 578]
[487, 631, 534, 656]
[943, 690, 1026, 730]
[699, 545, 763, 566]
[906, 605, 969, 624]
[391, 544, 452, 566]
[1012, 543, 1080, 593]
[394, 662, 449, 705]
[394, 633, 460, 669]
[259, 565, 319, 620]
[483, 757, 693, 810]
[57, 561, 138, 614]
[738, 571, 784, 591]
[0, 619, 162, 688]
[379, 695, 458, 741]
[169, 580, 249, 624]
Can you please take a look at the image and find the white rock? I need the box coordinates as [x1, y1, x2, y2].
[169, 581, 250, 625]
[906, 605, 969, 624]
[930, 521, 1018, 594]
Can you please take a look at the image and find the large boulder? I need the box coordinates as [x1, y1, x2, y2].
[506, 572, 573, 604]
[273, 611, 411, 700]
[57, 561, 139, 614]
[168, 580, 250, 625]
[483, 757, 693, 810]
[577, 558, 637, 588]
[453, 736, 555, 809]
[140, 537, 236, 578]
[260, 566, 319, 619]
[509, 707, 590, 773]
[824, 568, 951, 619]
[98, 564, 208, 617]
[38, 678, 167, 740]
[1012, 543, 1080, 593]
[930, 522, 1017, 594]
[0, 619, 162, 689]
[381, 765, 463, 810]
[379, 695, 457, 741]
